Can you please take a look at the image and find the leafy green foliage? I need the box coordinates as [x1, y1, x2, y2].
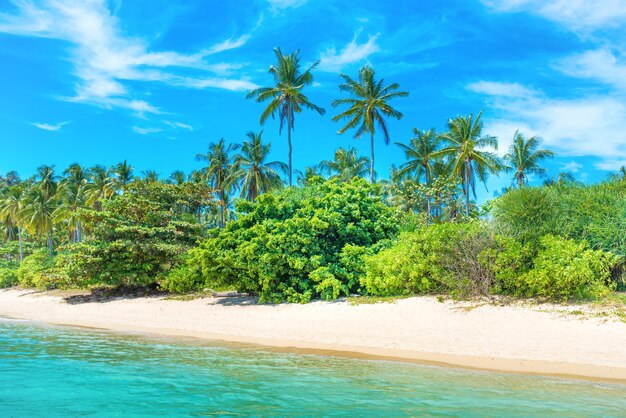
[16, 249, 57, 288]
[63, 181, 214, 288]
[174, 179, 399, 302]
[521, 235, 616, 301]
[0, 260, 18, 288]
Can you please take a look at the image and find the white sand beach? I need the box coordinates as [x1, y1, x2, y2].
[0, 288, 624, 383]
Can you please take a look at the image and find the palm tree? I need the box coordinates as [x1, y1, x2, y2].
[434, 111, 503, 215]
[169, 171, 187, 185]
[0, 184, 26, 261]
[332, 65, 408, 183]
[503, 131, 555, 187]
[544, 172, 577, 186]
[56, 164, 89, 242]
[37, 165, 58, 198]
[395, 129, 442, 183]
[114, 160, 134, 191]
[196, 138, 237, 228]
[86, 165, 116, 211]
[246, 48, 325, 186]
[142, 170, 160, 182]
[320, 147, 370, 182]
[22, 186, 57, 255]
[296, 165, 323, 187]
[228, 131, 288, 201]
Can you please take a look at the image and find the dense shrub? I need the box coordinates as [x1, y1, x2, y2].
[521, 235, 616, 301]
[173, 178, 399, 302]
[16, 249, 57, 289]
[493, 179, 626, 256]
[362, 222, 499, 297]
[0, 260, 18, 288]
[63, 181, 214, 288]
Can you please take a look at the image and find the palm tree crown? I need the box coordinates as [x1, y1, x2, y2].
[320, 147, 371, 182]
[434, 111, 502, 215]
[395, 128, 442, 183]
[504, 131, 555, 187]
[332, 65, 408, 183]
[246, 48, 325, 187]
[228, 131, 287, 201]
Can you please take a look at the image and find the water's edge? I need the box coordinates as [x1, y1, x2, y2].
[2, 314, 624, 386]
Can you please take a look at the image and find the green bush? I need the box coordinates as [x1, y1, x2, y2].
[187, 178, 400, 302]
[16, 249, 57, 289]
[479, 236, 533, 296]
[0, 262, 18, 288]
[362, 222, 498, 297]
[521, 235, 616, 301]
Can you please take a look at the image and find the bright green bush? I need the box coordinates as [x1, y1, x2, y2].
[362, 222, 497, 297]
[186, 178, 399, 302]
[16, 249, 57, 288]
[479, 236, 533, 296]
[0, 260, 18, 288]
[521, 235, 616, 301]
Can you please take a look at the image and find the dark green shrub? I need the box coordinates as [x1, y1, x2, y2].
[0, 260, 18, 288]
[521, 235, 616, 301]
[187, 178, 400, 302]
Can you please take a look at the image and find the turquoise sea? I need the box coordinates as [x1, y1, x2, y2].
[0, 318, 625, 417]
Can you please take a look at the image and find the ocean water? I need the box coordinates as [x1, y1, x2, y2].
[0, 319, 624, 417]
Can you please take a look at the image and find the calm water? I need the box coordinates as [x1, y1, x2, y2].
[0, 319, 625, 417]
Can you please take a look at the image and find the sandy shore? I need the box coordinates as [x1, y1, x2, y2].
[0, 288, 625, 383]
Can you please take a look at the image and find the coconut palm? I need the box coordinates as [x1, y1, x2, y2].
[0, 184, 26, 261]
[22, 186, 57, 255]
[55, 164, 89, 242]
[37, 165, 58, 198]
[503, 131, 555, 187]
[320, 147, 371, 182]
[395, 129, 442, 184]
[228, 131, 287, 201]
[86, 165, 116, 211]
[296, 165, 323, 187]
[246, 48, 325, 186]
[196, 138, 237, 228]
[434, 111, 503, 215]
[114, 160, 134, 191]
[332, 65, 408, 183]
[168, 171, 187, 185]
[142, 170, 160, 182]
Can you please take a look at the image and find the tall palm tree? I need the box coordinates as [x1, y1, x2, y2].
[296, 165, 323, 187]
[169, 171, 187, 185]
[86, 165, 116, 211]
[320, 147, 370, 182]
[114, 160, 134, 191]
[37, 165, 58, 199]
[395, 128, 442, 184]
[142, 170, 160, 182]
[434, 111, 503, 215]
[22, 186, 57, 255]
[0, 184, 26, 261]
[56, 164, 89, 242]
[503, 131, 555, 187]
[196, 138, 237, 228]
[246, 48, 325, 187]
[332, 65, 408, 183]
[228, 131, 287, 201]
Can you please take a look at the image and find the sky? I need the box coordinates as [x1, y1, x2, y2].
[1, 0, 625, 200]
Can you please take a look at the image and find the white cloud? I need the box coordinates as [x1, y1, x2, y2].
[467, 81, 540, 98]
[319, 33, 380, 72]
[132, 126, 162, 135]
[164, 121, 193, 131]
[557, 48, 626, 92]
[561, 161, 582, 173]
[468, 81, 626, 170]
[267, 0, 308, 11]
[481, 0, 626, 31]
[32, 121, 70, 131]
[0, 0, 254, 115]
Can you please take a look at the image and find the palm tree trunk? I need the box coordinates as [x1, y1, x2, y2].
[219, 190, 225, 228]
[287, 109, 293, 187]
[517, 172, 524, 188]
[47, 231, 54, 256]
[464, 162, 470, 216]
[370, 131, 375, 183]
[18, 227, 23, 262]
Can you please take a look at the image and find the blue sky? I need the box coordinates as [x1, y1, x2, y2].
[1, 0, 625, 200]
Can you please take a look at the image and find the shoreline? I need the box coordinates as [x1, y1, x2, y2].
[1, 289, 625, 384]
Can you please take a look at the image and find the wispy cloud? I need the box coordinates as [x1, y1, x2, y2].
[132, 126, 162, 135]
[561, 161, 582, 173]
[267, 0, 308, 11]
[0, 0, 255, 116]
[164, 120, 193, 131]
[318, 33, 380, 72]
[557, 48, 626, 92]
[481, 0, 626, 31]
[468, 81, 626, 170]
[32, 121, 70, 131]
